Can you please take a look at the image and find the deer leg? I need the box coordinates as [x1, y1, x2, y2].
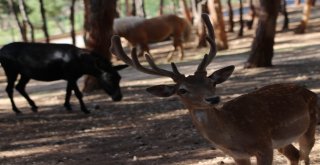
[234, 158, 251, 165]
[298, 114, 317, 165]
[4, 71, 20, 114]
[64, 81, 73, 112]
[15, 75, 38, 112]
[139, 43, 149, 57]
[277, 145, 300, 165]
[70, 81, 90, 114]
[255, 148, 273, 165]
[168, 37, 184, 61]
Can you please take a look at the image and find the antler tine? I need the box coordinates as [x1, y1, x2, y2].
[110, 35, 134, 66]
[111, 35, 160, 75]
[144, 54, 184, 81]
[111, 35, 184, 80]
[196, 14, 217, 74]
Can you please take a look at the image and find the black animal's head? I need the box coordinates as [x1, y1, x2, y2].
[90, 52, 128, 101]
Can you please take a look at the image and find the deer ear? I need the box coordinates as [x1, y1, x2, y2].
[146, 85, 176, 97]
[208, 65, 235, 84]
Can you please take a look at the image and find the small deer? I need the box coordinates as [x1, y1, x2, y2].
[110, 14, 318, 165]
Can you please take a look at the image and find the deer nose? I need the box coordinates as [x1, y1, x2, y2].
[205, 96, 220, 104]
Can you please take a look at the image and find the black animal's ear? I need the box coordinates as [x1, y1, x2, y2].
[113, 65, 128, 71]
[208, 65, 235, 84]
[146, 85, 177, 97]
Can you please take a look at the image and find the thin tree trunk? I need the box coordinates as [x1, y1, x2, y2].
[207, 0, 228, 50]
[227, 0, 234, 32]
[295, 0, 301, 6]
[238, 0, 244, 36]
[245, 0, 280, 68]
[39, 0, 50, 43]
[19, 0, 35, 42]
[8, 0, 28, 42]
[70, 0, 76, 45]
[294, 0, 313, 34]
[280, 0, 289, 31]
[247, 0, 256, 29]
[134, 0, 146, 17]
[125, 0, 131, 16]
[83, 0, 117, 92]
[180, 0, 192, 23]
[159, 0, 164, 16]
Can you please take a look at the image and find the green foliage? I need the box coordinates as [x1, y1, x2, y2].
[0, 0, 84, 45]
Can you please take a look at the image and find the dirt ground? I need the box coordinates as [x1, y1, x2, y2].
[1, 5, 320, 165]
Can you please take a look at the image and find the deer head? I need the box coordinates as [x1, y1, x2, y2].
[110, 14, 234, 110]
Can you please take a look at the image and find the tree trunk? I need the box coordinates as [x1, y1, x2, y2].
[295, 0, 301, 6]
[207, 0, 228, 50]
[247, 0, 256, 29]
[245, 0, 280, 68]
[131, 0, 136, 16]
[238, 0, 244, 36]
[7, 0, 28, 42]
[125, 0, 131, 16]
[83, 0, 117, 92]
[227, 0, 234, 32]
[39, 0, 50, 43]
[159, 0, 164, 16]
[294, 0, 313, 34]
[134, 0, 146, 17]
[180, 0, 192, 23]
[70, 0, 76, 45]
[19, 0, 35, 42]
[280, 0, 289, 31]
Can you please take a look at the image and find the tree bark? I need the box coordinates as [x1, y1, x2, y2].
[245, 0, 280, 68]
[83, 0, 117, 92]
[134, 0, 145, 17]
[280, 0, 289, 31]
[180, 0, 192, 23]
[227, 0, 234, 32]
[247, 0, 256, 29]
[39, 0, 50, 43]
[70, 0, 76, 45]
[7, 0, 28, 42]
[19, 0, 35, 42]
[294, 0, 313, 34]
[125, 0, 131, 16]
[159, 0, 164, 16]
[238, 0, 244, 37]
[207, 0, 228, 50]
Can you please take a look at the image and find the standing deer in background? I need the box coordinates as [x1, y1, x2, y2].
[113, 14, 191, 61]
[111, 14, 318, 165]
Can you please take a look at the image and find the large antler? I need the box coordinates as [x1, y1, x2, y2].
[110, 35, 184, 82]
[195, 13, 217, 75]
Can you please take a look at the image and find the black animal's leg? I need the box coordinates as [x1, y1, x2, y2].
[70, 81, 90, 114]
[64, 81, 73, 112]
[15, 75, 38, 112]
[5, 72, 20, 114]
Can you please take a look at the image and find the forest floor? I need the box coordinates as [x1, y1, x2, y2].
[1, 5, 320, 165]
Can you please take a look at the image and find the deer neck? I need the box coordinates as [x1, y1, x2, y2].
[187, 106, 235, 147]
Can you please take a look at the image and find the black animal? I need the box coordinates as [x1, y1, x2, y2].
[0, 42, 128, 114]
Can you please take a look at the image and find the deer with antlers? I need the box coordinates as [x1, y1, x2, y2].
[110, 14, 318, 165]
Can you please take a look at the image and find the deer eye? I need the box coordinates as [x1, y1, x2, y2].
[177, 88, 188, 95]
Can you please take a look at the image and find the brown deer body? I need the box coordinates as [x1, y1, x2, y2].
[111, 14, 318, 165]
[113, 14, 191, 61]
